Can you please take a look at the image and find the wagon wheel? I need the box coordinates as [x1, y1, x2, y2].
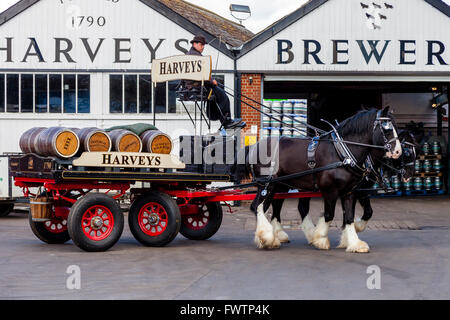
[0, 203, 14, 217]
[180, 202, 223, 240]
[28, 192, 72, 244]
[67, 193, 124, 252]
[128, 191, 181, 247]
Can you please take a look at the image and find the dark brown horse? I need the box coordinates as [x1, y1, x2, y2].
[268, 129, 418, 250]
[241, 107, 402, 253]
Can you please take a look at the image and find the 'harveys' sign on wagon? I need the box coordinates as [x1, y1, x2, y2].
[73, 152, 186, 169]
[151, 55, 212, 83]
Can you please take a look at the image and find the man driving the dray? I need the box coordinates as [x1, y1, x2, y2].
[185, 35, 245, 130]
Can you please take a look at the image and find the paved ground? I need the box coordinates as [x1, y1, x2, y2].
[0, 195, 449, 300]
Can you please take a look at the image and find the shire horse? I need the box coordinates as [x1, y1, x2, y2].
[242, 107, 402, 253]
[269, 129, 418, 250]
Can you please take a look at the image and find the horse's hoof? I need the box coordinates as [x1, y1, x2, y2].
[254, 231, 280, 249]
[346, 240, 370, 253]
[337, 229, 348, 249]
[276, 230, 290, 243]
[312, 237, 330, 250]
[355, 219, 368, 233]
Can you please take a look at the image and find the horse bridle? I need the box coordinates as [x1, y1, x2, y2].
[373, 111, 400, 152]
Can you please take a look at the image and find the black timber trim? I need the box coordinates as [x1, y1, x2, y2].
[0, 0, 40, 26]
[237, 0, 450, 59]
[424, 0, 450, 17]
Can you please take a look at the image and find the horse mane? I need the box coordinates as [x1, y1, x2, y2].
[336, 109, 378, 137]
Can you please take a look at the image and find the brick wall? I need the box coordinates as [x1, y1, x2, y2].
[240, 74, 262, 140]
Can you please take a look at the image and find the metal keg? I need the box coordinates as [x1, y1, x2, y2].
[413, 177, 423, 191]
[423, 160, 432, 173]
[422, 142, 430, 155]
[433, 159, 442, 173]
[391, 176, 401, 191]
[403, 179, 412, 191]
[415, 160, 422, 173]
[432, 141, 441, 155]
[434, 177, 442, 190]
[424, 177, 433, 191]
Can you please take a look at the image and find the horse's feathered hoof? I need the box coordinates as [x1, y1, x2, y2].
[355, 219, 368, 233]
[346, 240, 370, 253]
[312, 237, 330, 250]
[254, 231, 281, 249]
[271, 220, 290, 243]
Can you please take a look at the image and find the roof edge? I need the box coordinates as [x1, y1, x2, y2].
[0, 0, 40, 26]
[424, 0, 450, 17]
[237, 0, 329, 59]
[139, 0, 235, 59]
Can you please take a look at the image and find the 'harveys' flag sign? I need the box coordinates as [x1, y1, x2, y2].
[151, 55, 212, 83]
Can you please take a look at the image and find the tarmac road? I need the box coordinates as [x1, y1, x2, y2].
[0, 196, 449, 300]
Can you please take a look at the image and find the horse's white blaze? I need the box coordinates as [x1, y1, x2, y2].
[386, 127, 402, 159]
[311, 217, 330, 250]
[254, 204, 280, 249]
[355, 218, 368, 233]
[271, 220, 289, 243]
[301, 215, 315, 244]
[344, 223, 370, 253]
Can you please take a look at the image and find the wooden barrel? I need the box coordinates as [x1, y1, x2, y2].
[140, 130, 173, 154]
[19, 127, 46, 154]
[108, 129, 142, 152]
[74, 127, 112, 153]
[30, 196, 53, 222]
[37, 127, 80, 158]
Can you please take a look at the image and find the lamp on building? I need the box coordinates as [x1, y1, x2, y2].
[229, 4, 251, 25]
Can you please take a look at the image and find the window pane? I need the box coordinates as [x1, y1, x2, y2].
[21, 74, 33, 113]
[168, 81, 178, 114]
[7, 74, 19, 113]
[110, 75, 123, 113]
[77, 75, 90, 113]
[139, 75, 152, 113]
[155, 82, 166, 113]
[63, 74, 76, 113]
[0, 74, 4, 112]
[35, 74, 48, 113]
[49, 74, 62, 113]
[125, 75, 137, 113]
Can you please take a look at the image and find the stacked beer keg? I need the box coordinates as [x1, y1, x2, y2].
[19, 126, 173, 159]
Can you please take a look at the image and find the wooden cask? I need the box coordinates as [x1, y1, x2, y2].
[19, 127, 46, 154]
[37, 127, 80, 158]
[30, 196, 53, 222]
[140, 130, 173, 154]
[108, 129, 142, 153]
[74, 127, 112, 153]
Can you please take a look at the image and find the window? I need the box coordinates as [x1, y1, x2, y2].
[0, 73, 90, 114]
[49, 74, 62, 113]
[110, 75, 123, 113]
[77, 75, 90, 113]
[109, 73, 226, 114]
[7, 74, 19, 113]
[125, 75, 137, 113]
[35, 74, 48, 113]
[63, 75, 76, 113]
[139, 75, 152, 113]
[0, 74, 4, 112]
[21, 74, 33, 113]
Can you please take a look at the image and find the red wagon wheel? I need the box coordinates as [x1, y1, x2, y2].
[68, 193, 124, 252]
[180, 202, 223, 240]
[128, 191, 181, 247]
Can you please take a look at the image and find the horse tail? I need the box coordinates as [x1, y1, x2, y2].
[233, 144, 253, 181]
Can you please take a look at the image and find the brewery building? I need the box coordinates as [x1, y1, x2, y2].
[0, 0, 449, 194]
